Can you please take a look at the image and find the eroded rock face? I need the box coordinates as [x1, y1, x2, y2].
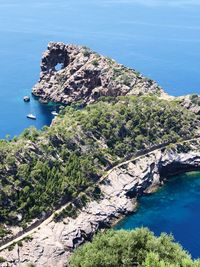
[1, 139, 200, 267]
[32, 42, 167, 104]
[177, 94, 200, 117]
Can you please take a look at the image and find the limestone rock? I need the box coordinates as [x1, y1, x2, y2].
[32, 42, 167, 104]
[177, 94, 200, 116]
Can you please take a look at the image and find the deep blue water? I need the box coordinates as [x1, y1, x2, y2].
[1, 0, 200, 258]
[0, 0, 200, 138]
[115, 172, 200, 259]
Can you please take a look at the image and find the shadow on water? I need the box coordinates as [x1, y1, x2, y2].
[31, 95, 61, 127]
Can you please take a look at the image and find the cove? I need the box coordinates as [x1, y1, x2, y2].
[115, 171, 200, 259]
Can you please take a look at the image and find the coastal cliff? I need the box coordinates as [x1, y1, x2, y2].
[32, 42, 167, 104]
[0, 139, 200, 267]
[0, 43, 199, 266]
[32, 42, 200, 116]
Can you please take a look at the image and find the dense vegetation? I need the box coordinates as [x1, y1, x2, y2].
[0, 95, 199, 231]
[70, 228, 200, 267]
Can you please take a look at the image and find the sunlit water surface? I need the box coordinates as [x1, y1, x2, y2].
[0, 0, 200, 137]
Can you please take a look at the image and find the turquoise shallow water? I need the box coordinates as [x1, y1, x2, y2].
[115, 172, 200, 258]
[0, 0, 200, 138]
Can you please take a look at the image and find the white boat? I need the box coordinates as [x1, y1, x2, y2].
[23, 96, 30, 102]
[27, 114, 36, 120]
[51, 111, 59, 116]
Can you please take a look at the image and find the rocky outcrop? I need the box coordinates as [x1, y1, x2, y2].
[177, 94, 200, 117]
[1, 138, 200, 267]
[32, 42, 167, 104]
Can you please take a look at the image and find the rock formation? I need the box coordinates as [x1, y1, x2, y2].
[1, 138, 200, 267]
[178, 94, 200, 117]
[32, 42, 167, 104]
[0, 43, 199, 267]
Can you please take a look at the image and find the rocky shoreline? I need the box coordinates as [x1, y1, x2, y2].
[0, 138, 200, 267]
[0, 42, 199, 267]
[31, 42, 200, 119]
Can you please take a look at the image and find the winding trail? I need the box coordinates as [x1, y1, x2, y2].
[0, 136, 199, 252]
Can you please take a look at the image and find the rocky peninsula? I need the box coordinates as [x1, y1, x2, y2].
[32, 42, 167, 104]
[0, 43, 199, 266]
[32, 42, 200, 116]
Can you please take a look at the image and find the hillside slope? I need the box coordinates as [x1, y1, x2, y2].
[0, 95, 199, 237]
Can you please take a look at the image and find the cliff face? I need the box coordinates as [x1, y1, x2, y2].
[1, 139, 200, 267]
[32, 42, 167, 104]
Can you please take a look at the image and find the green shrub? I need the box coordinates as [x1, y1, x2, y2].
[0, 257, 6, 263]
[92, 60, 99, 67]
[54, 204, 78, 222]
[83, 48, 91, 57]
[70, 228, 200, 267]
[17, 240, 23, 247]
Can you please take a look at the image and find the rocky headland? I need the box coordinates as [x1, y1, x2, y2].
[0, 42, 199, 267]
[32, 42, 168, 104]
[32, 42, 200, 116]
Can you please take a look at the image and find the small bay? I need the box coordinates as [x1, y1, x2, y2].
[115, 172, 200, 258]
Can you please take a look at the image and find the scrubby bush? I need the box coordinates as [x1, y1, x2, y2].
[70, 228, 200, 267]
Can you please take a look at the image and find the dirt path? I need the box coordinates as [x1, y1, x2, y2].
[0, 136, 199, 252]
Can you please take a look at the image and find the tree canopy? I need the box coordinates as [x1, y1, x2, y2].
[0, 95, 199, 231]
[70, 228, 200, 267]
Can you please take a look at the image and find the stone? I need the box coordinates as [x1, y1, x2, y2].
[32, 42, 167, 105]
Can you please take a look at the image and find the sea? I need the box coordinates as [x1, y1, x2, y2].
[0, 0, 200, 258]
[0, 0, 200, 138]
[115, 172, 200, 259]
